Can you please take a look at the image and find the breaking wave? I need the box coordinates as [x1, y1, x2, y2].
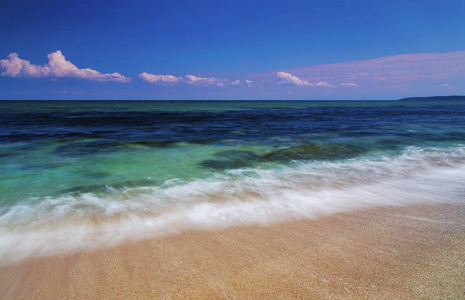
[1, 146, 464, 263]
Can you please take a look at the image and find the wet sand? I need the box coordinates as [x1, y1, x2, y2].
[1, 204, 464, 299]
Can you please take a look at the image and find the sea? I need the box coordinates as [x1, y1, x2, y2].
[1, 100, 464, 263]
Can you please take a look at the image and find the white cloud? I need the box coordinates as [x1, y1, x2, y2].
[229, 79, 253, 87]
[315, 81, 336, 88]
[138, 72, 235, 87]
[341, 82, 358, 87]
[0, 53, 47, 77]
[139, 72, 181, 84]
[184, 74, 227, 86]
[277, 71, 312, 86]
[138, 72, 240, 87]
[277, 71, 336, 88]
[0, 51, 129, 82]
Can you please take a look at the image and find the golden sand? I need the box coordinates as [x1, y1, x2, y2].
[1, 204, 464, 299]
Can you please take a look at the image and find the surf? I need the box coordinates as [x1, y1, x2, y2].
[1, 145, 464, 264]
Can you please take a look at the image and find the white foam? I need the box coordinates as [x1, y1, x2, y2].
[0, 146, 464, 264]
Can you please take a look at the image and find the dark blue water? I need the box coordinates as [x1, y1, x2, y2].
[2, 101, 465, 146]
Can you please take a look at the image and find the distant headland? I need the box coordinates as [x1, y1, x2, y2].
[398, 95, 465, 101]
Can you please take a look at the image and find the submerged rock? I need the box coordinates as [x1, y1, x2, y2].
[199, 150, 260, 170]
[190, 138, 220, 145]
[200, 144, 367, 170]
[134, 141, 178, 148]
[261, 143, 367, 162]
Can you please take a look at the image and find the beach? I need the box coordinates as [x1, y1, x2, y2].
[2, 0, 465, 296]
[1, 203, 464, 299]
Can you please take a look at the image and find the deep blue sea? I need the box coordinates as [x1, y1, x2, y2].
[1, 100, 465, 262]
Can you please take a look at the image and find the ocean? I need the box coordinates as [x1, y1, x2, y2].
[1, 100, 464, 263]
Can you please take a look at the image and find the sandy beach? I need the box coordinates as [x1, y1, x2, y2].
[1, 203, 464, 299]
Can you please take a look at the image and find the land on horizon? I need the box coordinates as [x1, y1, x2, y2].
[398, 95, 465, 101]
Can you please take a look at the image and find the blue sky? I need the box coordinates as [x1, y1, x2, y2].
[1, 0, 464, 100]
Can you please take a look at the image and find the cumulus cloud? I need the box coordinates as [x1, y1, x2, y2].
[138, 72, 241, 87]
[0, 53, 48, 78]
[315, 81, 336, 88]
[229, 79, 253, 87]
[341, 82, 358, 87]
[184, 74, 228, 86]
[277, 71, 312, 86]
[0, 51, 129, 82]
[138, 72, 181, 84]
[277, 71, 336, 87]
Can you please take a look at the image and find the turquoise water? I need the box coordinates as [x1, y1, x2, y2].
[1, 100, 464, 262]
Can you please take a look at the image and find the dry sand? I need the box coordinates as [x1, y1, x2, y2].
[1, 204, 464, 299]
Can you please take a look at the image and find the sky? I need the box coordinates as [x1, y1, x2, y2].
[0, 0, 464, 100]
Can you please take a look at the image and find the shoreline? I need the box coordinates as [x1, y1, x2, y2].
[1, 203, 464, 299]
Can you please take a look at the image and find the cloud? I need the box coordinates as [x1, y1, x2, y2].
[277, 71, 336, 87]
[139, 72, 233, 87]
[2, 51, 250, 88]
[139, 72, 181, 84]
[341, 82, 358, 87]
[315, 81, 336, 88]
[228, 79, 254, 87]
[284, 50, 465, 87]
[0, 51, 129, 82]
[184, 74, 228, 86]
[277, 71, 312, 86]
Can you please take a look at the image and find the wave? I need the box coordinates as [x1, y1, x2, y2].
[1, 145, 465, 263]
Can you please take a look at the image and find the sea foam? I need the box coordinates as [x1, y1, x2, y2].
[0, 146, 464, 264]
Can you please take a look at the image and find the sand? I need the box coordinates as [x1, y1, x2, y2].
[1, 203, 464, 299]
